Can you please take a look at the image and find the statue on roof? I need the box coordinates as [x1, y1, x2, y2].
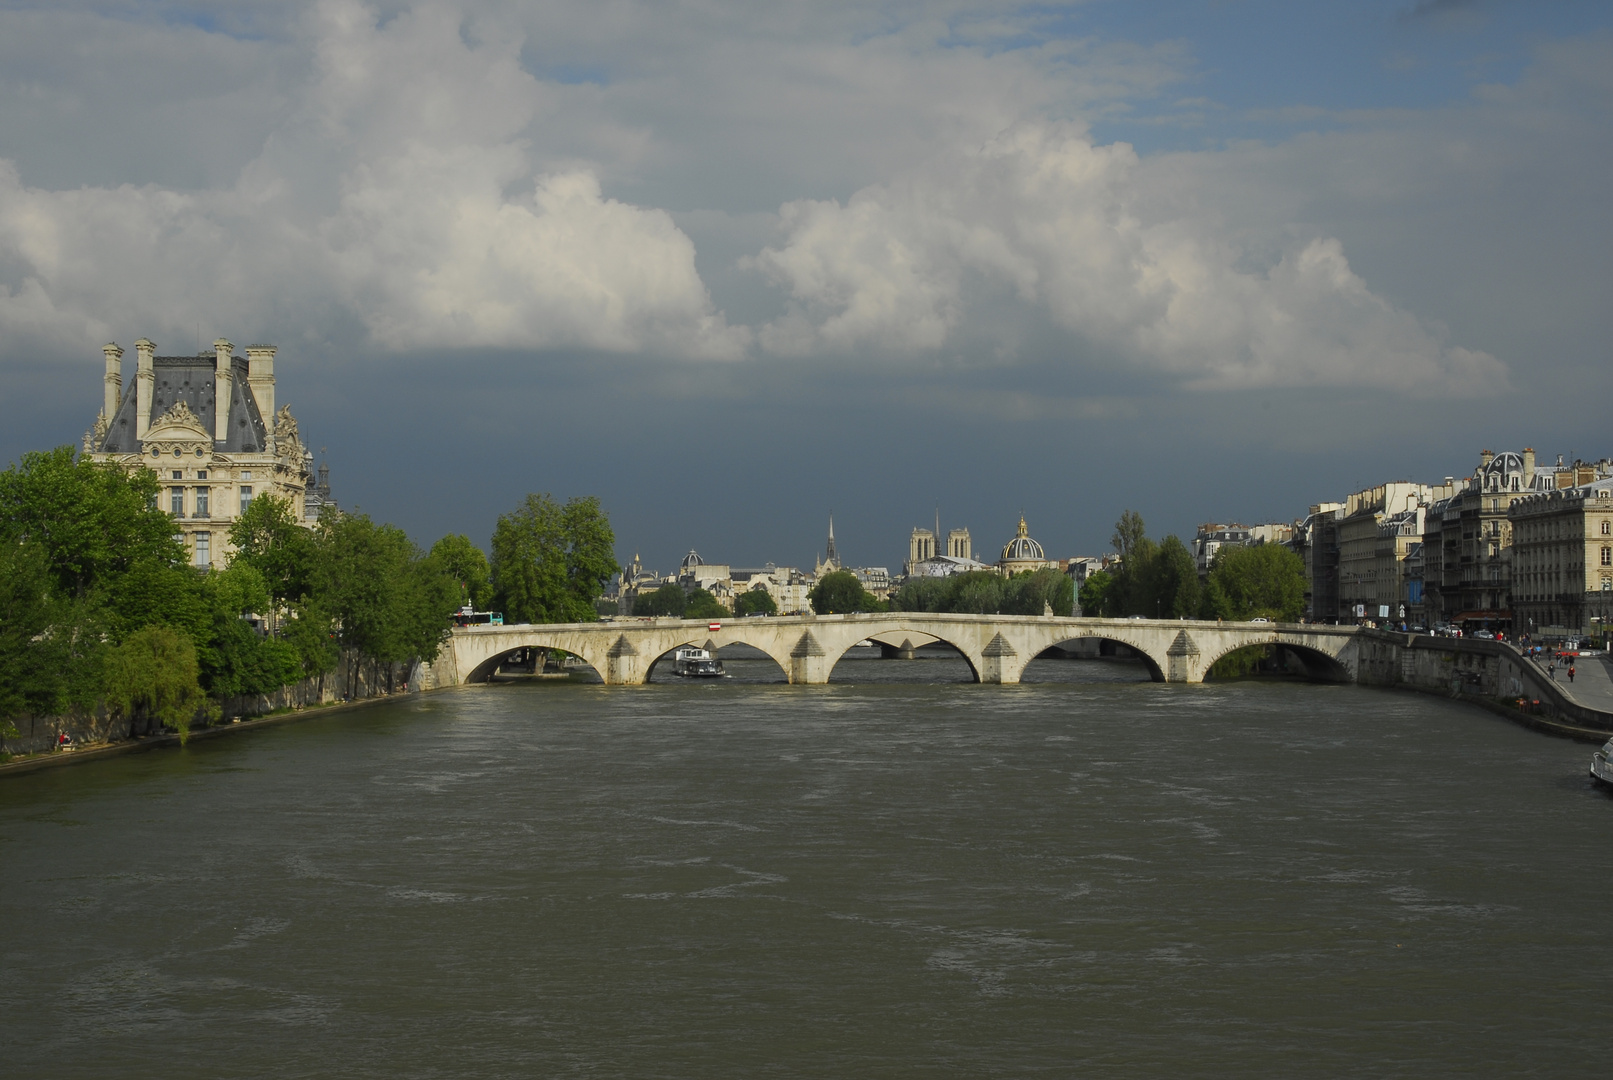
[273, 404, 302, 462]
[83, 410, 109, 453]
[158, 399, 203, 429]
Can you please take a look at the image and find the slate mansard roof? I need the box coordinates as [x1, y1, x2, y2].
[99, 354, 269, 454]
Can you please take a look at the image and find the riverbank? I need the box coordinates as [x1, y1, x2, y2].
[0, 689, 452, 779]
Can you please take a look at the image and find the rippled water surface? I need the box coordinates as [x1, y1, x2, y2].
[3, 653, 1610, 1078]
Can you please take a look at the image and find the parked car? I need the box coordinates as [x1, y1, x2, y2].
[1473, 630, 1496, 640]
[1249, 617, 1270, 623]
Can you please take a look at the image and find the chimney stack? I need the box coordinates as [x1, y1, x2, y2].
[1480, 449, 1493, 468]
[1522, 447, 1535, 481]
[213, 338, 233, 442]
[134, 338, 155, 440]
[101, 342, 123, 424]
[245, 344, 276, 429]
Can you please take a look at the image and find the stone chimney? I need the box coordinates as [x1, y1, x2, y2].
[134, 338, 155, 440]
[1522, 447, 1535, 482]
[245, 344, 276, 428]
[213, 338, 233, 442]
[102, 342, 123, 424]
[1480, 449, 1493, 469]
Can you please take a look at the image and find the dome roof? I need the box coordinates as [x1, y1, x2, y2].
[680, 549, 703, 570]
[1001, 515, 1044, 562]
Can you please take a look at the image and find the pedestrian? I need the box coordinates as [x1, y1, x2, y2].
[1569, 664, 1576, 683]
[1548, 661, 1556, 680]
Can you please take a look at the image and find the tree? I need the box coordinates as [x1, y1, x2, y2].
[491, 493, 619, 624]
[732, 588, 778, 617]
[1003, 568, 1075, 616]
[633, 584, 687, 617]
[0, 540, 104, 722]
[314, 512, 459, 692]
[683, 588, 727, 620]
[1078, 569, 1113, 617]
[0, 446, 180, 601]
[889, 575, 952, 613]
[194, 562, 301, 697]
[1201, 544, 1306, 622]
[1111, 510, 1147, 561]
[1143, 535, 1201, 619]
[103, 626, 216, 743]
[809, 570, 883, 614]
[229, 493, 315, 607]
[428, 534, 493, 610]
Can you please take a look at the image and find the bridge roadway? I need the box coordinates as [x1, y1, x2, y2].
[449, 613, 1367, 686]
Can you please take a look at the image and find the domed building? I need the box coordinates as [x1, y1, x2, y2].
[998, 515, 1056, 575]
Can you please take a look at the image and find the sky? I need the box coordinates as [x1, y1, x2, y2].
[0, 0, 1609, 574]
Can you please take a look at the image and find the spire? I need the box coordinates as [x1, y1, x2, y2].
[825, 513, 839, 569]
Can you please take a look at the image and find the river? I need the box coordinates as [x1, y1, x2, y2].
[2, 651, 1609, 1078]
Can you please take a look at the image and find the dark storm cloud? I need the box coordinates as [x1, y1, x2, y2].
[2, 1, 1610, 567]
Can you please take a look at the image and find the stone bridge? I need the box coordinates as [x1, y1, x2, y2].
[446, 614, 1368, 686]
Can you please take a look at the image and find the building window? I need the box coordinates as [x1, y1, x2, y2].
[1603, 546, 1612, 566]
[170, 487, 184, 516]
[240, 486, 253, 515]
[193, 532, 210, 568]
[242, 471, 252, 481]
[195, 487, 209, 517]
[172, 470, 183, 480]
[197, 470, 207, 480]
[1603, 521, 1611, 536]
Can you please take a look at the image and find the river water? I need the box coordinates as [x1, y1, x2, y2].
[3, 651, 1610, 1078]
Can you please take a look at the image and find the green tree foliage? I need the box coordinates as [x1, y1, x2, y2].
[229, 494, 315, 607]
[0, 446, 181, 600]
[1077, 569, 1112, 617]
[1143, 535, 1201, 619]
[0, 540, 104, 721]
[633, 583, 687, 617]
[732, 587, 778, 617]
[428, 534, 494, 611]
[103, 626, 217, 743]
[1111, 509, 1147, 561]
[891, 569, 1071, 615]
[1200, 544, 1306, 622]
[491, 493, 619, 623]
[809, 570, 885, 614]
[315, 512, 459, 670]
[683, 588, 727, 620]
[194, 563, 302, 697]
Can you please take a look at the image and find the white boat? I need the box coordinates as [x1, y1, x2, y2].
[672, 646, 726, 678]
[1591, 738, 1613, 787]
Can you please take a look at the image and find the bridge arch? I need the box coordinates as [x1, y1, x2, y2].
[1039, 633, 1168, 682]
[460, 634, 614, 684]
[1198, 635, 1351, 683]
[645, 635, 792, 682]
[827, 630, 981, 682]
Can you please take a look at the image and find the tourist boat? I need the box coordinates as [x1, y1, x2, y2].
[1591, 739, 1613, 788]
[672, 646, 726, 678]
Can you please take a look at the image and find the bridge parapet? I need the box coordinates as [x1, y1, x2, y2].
[449, 614, 1365, 687]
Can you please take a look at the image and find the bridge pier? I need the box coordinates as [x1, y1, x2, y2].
[976, 633, 1022, 684]
[788, 630, 831, 684]
[880, 639, 917, 660]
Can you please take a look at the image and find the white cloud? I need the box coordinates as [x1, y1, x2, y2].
[750, 124, 1506, 394]
[0, 0, 746, 360]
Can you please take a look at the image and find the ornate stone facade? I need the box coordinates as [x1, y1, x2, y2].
[85, 337, 330, 569]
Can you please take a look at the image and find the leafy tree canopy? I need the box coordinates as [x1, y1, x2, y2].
[633, 583, 686, 617]
[491, 493, 619, 624]
[732, 587, 778, 617]
[810, 570, 884, 614]
[428, 533, 494, 610]
[103, 625, 217, 743]
[1200, 544, 1306, 622]
[683, 588, 727, 621]
[0, 446, 180, 600]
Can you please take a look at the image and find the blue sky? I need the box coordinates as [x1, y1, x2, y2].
[0, 0, 1609, 571]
